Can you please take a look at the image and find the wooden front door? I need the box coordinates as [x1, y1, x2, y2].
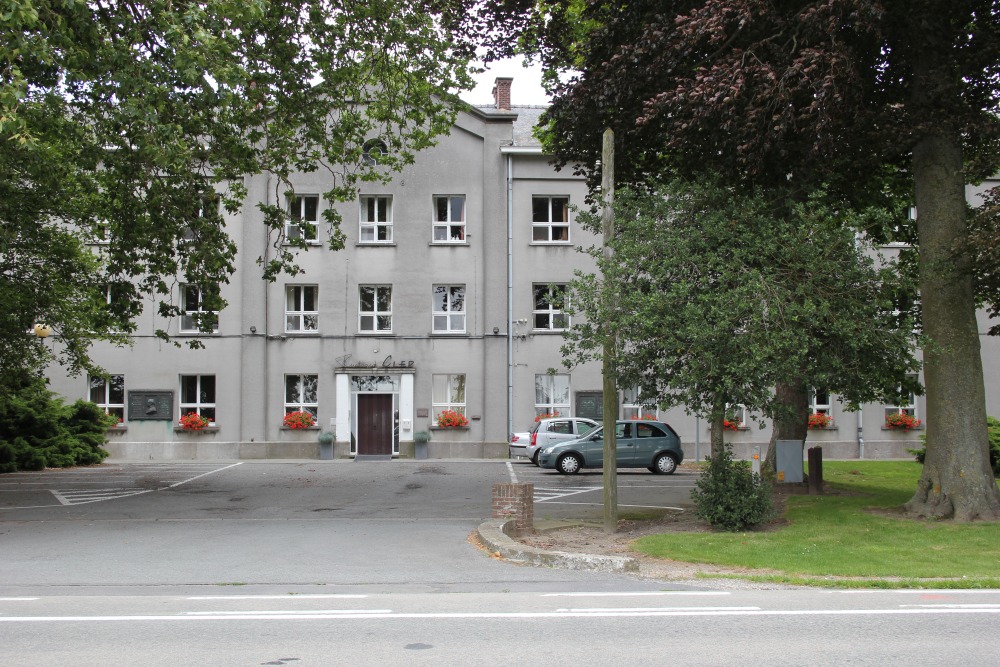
[357, 394, 394, 456]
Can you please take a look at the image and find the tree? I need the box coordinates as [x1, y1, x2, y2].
[457, 0, 1000, 520]
[564, 179, 920, 459]
[1, 0, 472, 377]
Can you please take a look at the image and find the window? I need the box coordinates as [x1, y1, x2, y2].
[359, 285, 392, 332]
[432, 285, 466, 333]
[433, 195, 466, 242]
[727, 404, 747, 428]
[286, 285, 318, 333]
[180, 284, 219, 333]
[809, 388, 831, 415]
[432, 374, 466, 421]
[89, 374, 124, 422]
[287, 194, 318, 242]
[183, 195, 221, 242]
[285, 374, 318, 418]
[622, 386, 654, 420]
[885, 379, 917, 420]
[535, 374, 570, 418]
[363, 139, 388, 165]
[532, 196, 570, 242]
[360, 195, 392, 243]
[533, 284, 569, 330]
[180, 375, 216, 423]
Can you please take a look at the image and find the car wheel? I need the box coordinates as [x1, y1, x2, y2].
[531, 451, 541, 466]
[653, 453, 678, 475]
[557, 453, 582, 474]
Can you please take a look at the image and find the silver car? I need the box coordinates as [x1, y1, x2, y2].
[538, 420, 684, 474]
[508, 417, 600, 464]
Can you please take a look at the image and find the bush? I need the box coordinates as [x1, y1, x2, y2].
[0, 373, 110, 473]
[691, 446, 774, 532]
[908, 416, 1000, 475]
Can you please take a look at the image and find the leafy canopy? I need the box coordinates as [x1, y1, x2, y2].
[563, 179, 921, 422]
[1, 0, 473, 376]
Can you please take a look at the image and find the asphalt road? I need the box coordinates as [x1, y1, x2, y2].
[2, 461, 997, 666]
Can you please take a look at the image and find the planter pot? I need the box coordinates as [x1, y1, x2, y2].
[415, 442, 428, 460]
[319, 441, 333, 460]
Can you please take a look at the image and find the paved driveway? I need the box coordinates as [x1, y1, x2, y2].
[0, 460, 697, 595]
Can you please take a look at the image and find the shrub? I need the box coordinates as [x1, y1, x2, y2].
[0, 373, 110, 473]
[691, 446, 774, 531]
[908, 417, 1000, 475]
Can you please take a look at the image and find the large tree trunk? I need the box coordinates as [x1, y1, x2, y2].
[904, 128, 1000, 521]
[765, 381, 809, 474]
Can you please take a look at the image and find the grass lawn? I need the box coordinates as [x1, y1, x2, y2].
[632, 461, 1000, 588]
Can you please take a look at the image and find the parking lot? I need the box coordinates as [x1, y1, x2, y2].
[0, 459, 697, 522]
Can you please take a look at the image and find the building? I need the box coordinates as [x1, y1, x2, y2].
[44, 79, 1000, 461]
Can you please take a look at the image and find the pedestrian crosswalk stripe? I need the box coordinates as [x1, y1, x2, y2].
[50, 488, 152, 506]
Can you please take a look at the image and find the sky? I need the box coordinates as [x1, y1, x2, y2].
[460, 57, 551, 107]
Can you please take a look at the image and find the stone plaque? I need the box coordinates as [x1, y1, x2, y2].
[575, 391, 604, 421]
[128, 391, 174, 421]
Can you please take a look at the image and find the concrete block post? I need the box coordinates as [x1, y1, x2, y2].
[492, 482, 534, 535]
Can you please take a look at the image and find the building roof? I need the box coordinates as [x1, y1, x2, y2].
[473, 104, 547, 147]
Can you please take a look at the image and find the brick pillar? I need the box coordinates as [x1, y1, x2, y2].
[492, 482, 534, 534]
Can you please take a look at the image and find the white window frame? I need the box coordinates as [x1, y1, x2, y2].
[532, 195, 570, 243]
[287, 194, 319, 243]
[285, 285, 319, 333]
[363, 139, 388, 165]
[179, 374, 216, 423]
[622, 386, 655, 420]
[359, 195, 393, 243]
[532, 284, 569, 331]
[432, 285, 466, 333]
[432, 373, 467, 421]
[89, 374, 125, 422]
[809, 388, 831, 415]
[535, 374, 570, 419]
[180, 284, 219, 333]
[285, 374, 318, 418]
[359, 285, 392, 333]
[432, 195, 466, 243]
[885, 377, 917, 420]
[726, 404, 748, 428]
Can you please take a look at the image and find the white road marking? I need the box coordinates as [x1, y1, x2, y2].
[533, 486, 595, 502]
[4, 608, 1000, 622]
[542, 591, 729, 597]
[51, 488, 152, 505]
[187, 595, 368, 600]
[506, 461, 518, 484]
[536, 500, 688, 510]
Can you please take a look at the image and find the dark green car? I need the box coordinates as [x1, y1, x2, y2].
[537, 420, 684, 474]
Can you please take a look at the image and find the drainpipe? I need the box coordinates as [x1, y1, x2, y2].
[506, 154, 514, 440]
[857, 408, 865, 459]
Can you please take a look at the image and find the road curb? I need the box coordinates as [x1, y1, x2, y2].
[476, 518, 640, 573]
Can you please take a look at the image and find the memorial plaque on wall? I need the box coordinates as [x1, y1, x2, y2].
[128, 391, 174, 421]
[575, 391, 604, 421]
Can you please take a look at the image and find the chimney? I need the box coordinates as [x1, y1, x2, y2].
[492, 77, 513, 111]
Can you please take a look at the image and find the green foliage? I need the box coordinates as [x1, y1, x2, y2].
[0, 373, 110, 473]
[563, 179, 920, 425]
[690, 446, 774, 532]
[635, 462, 1000, 583]
[909, 417, 1000, 475]
[1, 0, 473, 376]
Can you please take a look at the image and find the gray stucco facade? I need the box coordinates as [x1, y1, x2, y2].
[42, 82, 1000, 462]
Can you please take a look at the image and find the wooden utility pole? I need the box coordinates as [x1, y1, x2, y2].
[601, 128, 618, 534]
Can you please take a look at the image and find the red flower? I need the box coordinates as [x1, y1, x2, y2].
[723, 419, 739, 431]
[179, 412, 210, 430]
[886, 413, 921, 430]
[437, 409, 468, 428]
[534, 412, 561, 422]
[283, 411, 315, 429]
[808, 413, 833, 429]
